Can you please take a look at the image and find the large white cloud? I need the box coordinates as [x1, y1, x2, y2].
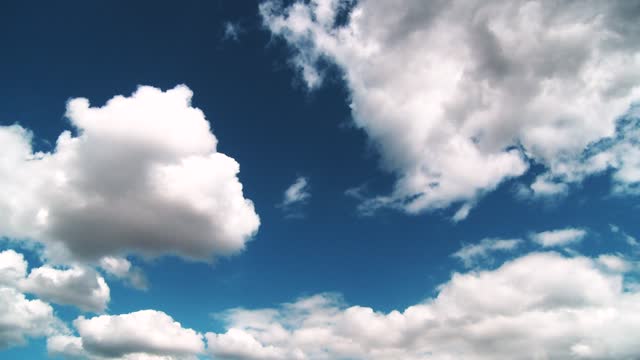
[261, 0, 640, 216]
[50, 310, 205, 359]
[0, 85, 260, 261]
[206, 252, 640, 360]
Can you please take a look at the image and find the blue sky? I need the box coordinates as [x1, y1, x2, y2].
[1, 1, 640, 359]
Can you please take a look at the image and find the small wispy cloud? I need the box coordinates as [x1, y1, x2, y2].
[279, 176, 311, 218]
[222, 21, 242, 42]
[610, 223, 639, 247]
[530, 228, 587, 248]
[453, 238, 522, 268]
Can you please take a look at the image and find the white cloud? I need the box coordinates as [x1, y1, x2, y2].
[206, 251, 640, 360]
[0, 85, 260, 262]
[261, 0, 640, 216]
[21, 266, 110, 313]
[69, 310, 205, 359]
[47, 335, 85, 359]
[530, 227, 587, 247]
[0, 249, 110, 313]
[453, 237, 522, 267]
[282, 177, 311, 206]
[0, 287, 62, 349]
[279, 176, 311, 218]
[99, 257, 148, 290]
[0, 249, 28, 287]
[598, 254, 632, 273]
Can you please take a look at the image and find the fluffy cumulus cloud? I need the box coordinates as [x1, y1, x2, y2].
[21, 266, 110, 313]
[530, 227, 587, 247]
[48, 310, 205, 360]
[206, 252, 640, 360]
[0, 287, 62, 349]
[452, 237, 522, 267]
[0, 250, 65, 349]
[0, 85, 260, 262]
[261, 0, 640, 216]
[0, 249, 110, 313]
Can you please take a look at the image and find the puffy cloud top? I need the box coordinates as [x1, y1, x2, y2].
[0, 85, 260, 261]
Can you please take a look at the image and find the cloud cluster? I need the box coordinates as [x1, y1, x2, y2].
[0, 250, 65, 349]
[261, 0, 640, 216]
[0, 85, 260, 262]
[206, 252, 640, 360]
[21, 266, 110, 313]
[0, 250, 110, 314]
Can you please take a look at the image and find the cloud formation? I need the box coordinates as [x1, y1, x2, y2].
[530, 227, 587, 247]
[279, 176, 311, 218]
[21, 266, 110, 313]
[0, 250, 65, 349]
[0, 85, 260, 262]
[452, 237, 522, 267]
[261, 0, 640, 216]
[206, 252, 640, 360]
[50, 310, 205, 360]
[99, 257, 148, 290]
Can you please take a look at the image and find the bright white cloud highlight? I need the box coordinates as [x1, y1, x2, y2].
[0, 85, 260, 262]
[453, 237, 522, 267]
[261, 0, 640, 215]
[531, 227, 587, 247]
[206, 252, 640, 360]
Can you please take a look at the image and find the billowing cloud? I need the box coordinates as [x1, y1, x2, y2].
[206, 251, 640, 360]
[452, 237, 522, 267]
[261, 0, 640, 216]
[0, 249, 111, 313]
[0, 85, 260, 262]
[21, 266, 110, 313]
[0, 249, 28, 287]
[59, 310, 205, 359]
[0, 287, 62, 349]
[0, 250, 65, 349]
[530, 227, 587, 247]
